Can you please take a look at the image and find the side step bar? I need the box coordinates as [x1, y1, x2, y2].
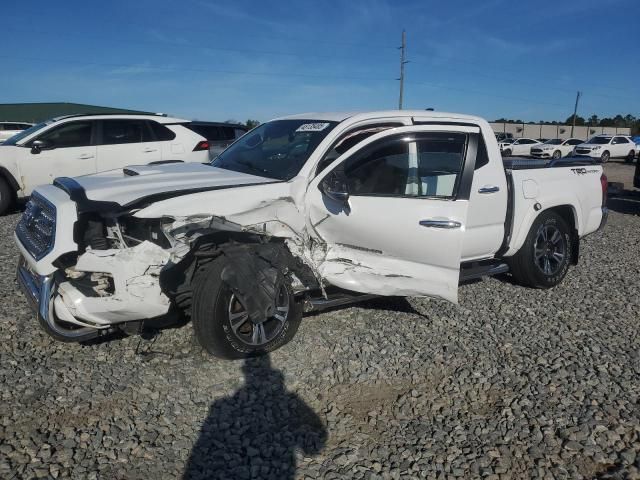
[306, 292, 378, 311]
[459, 260, 509, 283]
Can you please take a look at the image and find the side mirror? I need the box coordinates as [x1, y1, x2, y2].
[30, 139, 52, 154]
[320, 170, 349, 204]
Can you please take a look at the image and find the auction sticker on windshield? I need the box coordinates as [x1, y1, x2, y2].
[296, 123, 331, 132]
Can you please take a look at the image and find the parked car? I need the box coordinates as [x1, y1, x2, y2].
[0, 121, 33, 143]
[500, 137, 541, 157]
[631, 136, 640, 162]
[530, 138, 584, 160]
[495, 132, 513, 142]
[0, 114, 209, 215]
[573, 135, 636, 163]
[183, 121, 248, 160]
[15, 110, 608, 359]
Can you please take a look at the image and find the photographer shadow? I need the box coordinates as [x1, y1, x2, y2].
[183, 354, 327, 480]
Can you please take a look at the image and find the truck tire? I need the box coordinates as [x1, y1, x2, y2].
[600, 151, 610, 163]
[509, 210, 572, 289]
[0, 176, 14, 216]
[191, 256, 303, 359]
[625, 150, 635, 163]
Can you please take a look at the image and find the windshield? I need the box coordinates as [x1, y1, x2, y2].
[544, 139, 563, 145]
[211, 119, 338, 180]
[1, 122, 50, 146]
[587, 136, 611, 145]
[501, 139, 515, 144]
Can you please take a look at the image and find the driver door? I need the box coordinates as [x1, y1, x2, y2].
[305, 125, 479, 303]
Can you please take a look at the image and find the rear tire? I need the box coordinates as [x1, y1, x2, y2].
[625, 150, 635, 163]
[509, 210, 572, 289]
[600, 151, 610, 163]
[0, 177, 14, 216]
[191, 256, 303, 359]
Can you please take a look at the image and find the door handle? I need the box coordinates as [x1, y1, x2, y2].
[478, 186, 500, 194]
[143, 148, 158, 153]
[77, 154, 94, 160]
[419, 219, 462, 229]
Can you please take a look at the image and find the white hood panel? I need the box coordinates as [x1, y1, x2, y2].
[66, 163, 275, 206]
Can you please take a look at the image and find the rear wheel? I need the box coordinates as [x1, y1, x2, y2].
[0, 177, 14, 216]
[191, 256, 303, 359]
[509, 211, 572, 289]
[600, 151, 610, 163]
[552, 150, 562, 160]
[625, 150, 635, 163]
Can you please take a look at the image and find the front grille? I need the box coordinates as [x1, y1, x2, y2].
[16, 192, 56, 260]
[575, 148, 591, 154]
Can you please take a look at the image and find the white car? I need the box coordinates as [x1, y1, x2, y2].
[15, 110, 608, 359]
[0, 121, 33, 143]
[0, 114, 209, 214]
[500, 137, 541, 157]
[530, 138, 584, 160]
[573, 135, 637, 163]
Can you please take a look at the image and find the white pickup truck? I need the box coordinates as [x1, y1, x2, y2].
[15, 111, 608, 359]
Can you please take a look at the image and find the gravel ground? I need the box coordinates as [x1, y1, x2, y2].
[1, 163, 639, 480]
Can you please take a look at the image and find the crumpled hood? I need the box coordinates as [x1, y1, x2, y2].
[54, 162, 275, 208]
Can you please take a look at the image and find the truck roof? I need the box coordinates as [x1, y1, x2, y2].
[274, 110, 486, 124]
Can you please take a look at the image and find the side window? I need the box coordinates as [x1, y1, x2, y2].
[474, 135, 489, 170]
[36, 121, 93, 148]
[614, 137, 628, 144]
[316, 123, 403, 175]
[342, 133, 466, 198]
[344, 140, 409, 196]
[148, 121, 176, 141]
[101, 120, 152, 145]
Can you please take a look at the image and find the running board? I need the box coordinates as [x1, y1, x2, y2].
[306, 292, 378, 311]
[459, 261, 509, 282]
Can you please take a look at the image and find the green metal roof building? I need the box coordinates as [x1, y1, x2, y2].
[0, 102, 155, 123]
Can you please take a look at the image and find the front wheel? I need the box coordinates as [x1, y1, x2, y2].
[552, 150, 562, 160]
[0, 177, 14, 216]
[509, 211, 572, 289]
[600, 151, 610, 163]
[191, 256, 303, 359]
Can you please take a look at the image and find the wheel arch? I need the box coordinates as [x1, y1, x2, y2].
[0, 166, 20, 195]
[546, 204, 580, 265]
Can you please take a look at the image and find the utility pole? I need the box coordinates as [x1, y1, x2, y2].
[398, 30, 408, 109]
[570, 91, 582, 137]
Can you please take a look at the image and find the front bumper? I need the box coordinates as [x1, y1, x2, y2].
[16, 256, 53, 322]
[531, 151, 552, 158]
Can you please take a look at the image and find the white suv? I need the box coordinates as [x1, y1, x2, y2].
[0, 114, 209, 215]
[573, 135, 636, 163]
[0, 121, 33, 143]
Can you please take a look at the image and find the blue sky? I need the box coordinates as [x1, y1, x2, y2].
[1, 0, 638, 123]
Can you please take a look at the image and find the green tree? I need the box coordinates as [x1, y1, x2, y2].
[565, 114, 585, 126]
[245, 119, 260, 129]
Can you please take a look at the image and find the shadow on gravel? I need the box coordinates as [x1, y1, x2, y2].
[608, 190, 640, 216]
[183, 354, 327, 480]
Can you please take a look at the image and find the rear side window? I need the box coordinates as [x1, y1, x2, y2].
[101, 120, 152, 145]
[36, 121, 93, 148]
[613, 136, 629, 144]
[148, 121, 176, 141]
[186, 124, 236, 141]
[475, 136, 489, 169]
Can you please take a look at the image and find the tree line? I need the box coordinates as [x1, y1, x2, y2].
[494, 114, 639, 133]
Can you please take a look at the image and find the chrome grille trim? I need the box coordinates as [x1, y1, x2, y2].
[16, 192, 56, 261]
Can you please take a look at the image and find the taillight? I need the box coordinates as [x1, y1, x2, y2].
[600, 173, 608, 206]
[193, 140, 210, 151]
